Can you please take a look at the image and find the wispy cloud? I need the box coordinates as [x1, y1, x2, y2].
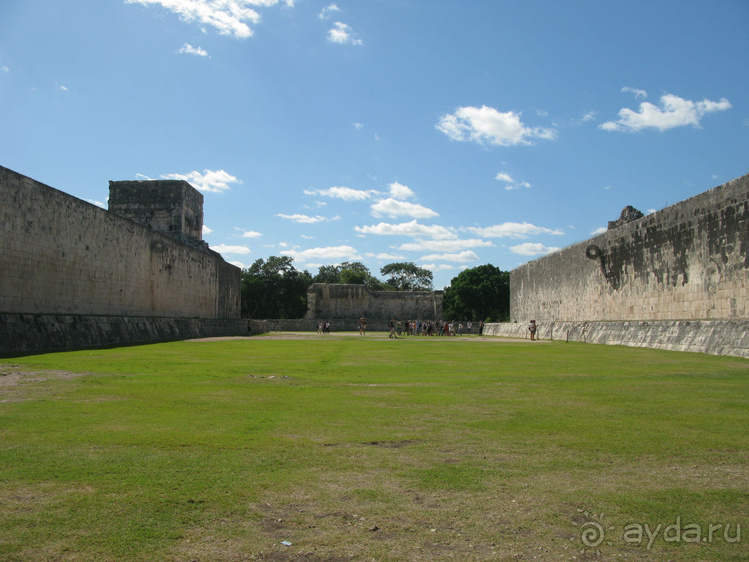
[509, 242, 560, 256]
[318, 3, 340, 19]
[495, 172, 531, 191]
[275, 213, 339, 224]
[370, 198, 438, 219]
[178, 43, 209, 57]
[328, 22, 362, 45]
[161, 169, 241, 193]
[212, 244, 251, 255]
[420, 250, 479, 263]
[388, 182, 415, 200]
[462, 222, 564, 238]
[355, 220, 456, 240]
[437, 105, 556, 147]
[281, 245, 360, 262]
[125, 0, 294, 39]
[304, 186, 375, 201]
[621, 86, 648, 100]
[600, 93, 731, 133]
[241, 230, 262, 238]
[395, 239, 493, 252]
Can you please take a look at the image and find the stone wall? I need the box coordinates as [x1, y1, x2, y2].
[304, 283, 444, 321]
[511, 174, 749, 323]
[0, 315, 248, 357]
[0, 166, 242, 354]
[483, 320, 749, 359]
[1, 165, 240, 319]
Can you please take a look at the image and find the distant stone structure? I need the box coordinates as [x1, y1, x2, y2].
[485, 174, 749, 357]
[607, 205, 644, 230]
[305, 283, 444, 322]
[0, 166, 243, 355]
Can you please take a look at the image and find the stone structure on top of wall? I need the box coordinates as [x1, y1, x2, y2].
[502, 174, 749, 357]
[0, 165, 243, 355]
[304, 283, 444, 321]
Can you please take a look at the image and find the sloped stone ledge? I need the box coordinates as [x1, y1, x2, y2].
[483, 320, 749, 359]
[0, 314, 248, 357]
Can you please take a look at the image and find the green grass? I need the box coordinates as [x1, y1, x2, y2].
[1, 334, 747, 560]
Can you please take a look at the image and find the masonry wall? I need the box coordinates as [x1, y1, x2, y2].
[0, 165, 240, 320]
[305, 284, 444, 321]
[511, 174, 749, 323]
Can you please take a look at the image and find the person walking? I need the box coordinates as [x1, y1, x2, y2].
[388, 317, 398, 339]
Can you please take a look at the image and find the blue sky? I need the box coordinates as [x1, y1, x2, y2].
[1, 0, 747, 289]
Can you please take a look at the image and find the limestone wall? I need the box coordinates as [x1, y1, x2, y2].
[511, 174, 749, 323]
[0, 165, 240, 319]
[304, 283, 444, 320]
[483, 320, 749, 359]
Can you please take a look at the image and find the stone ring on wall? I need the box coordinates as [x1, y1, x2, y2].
[585, 244, 602, 260]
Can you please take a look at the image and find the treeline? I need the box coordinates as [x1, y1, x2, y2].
[240, 257, 509, 322]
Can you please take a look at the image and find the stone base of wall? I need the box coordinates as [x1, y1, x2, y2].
[0, 314, 248, 357]
[249, 318, 397, 333]
[483, 320, 749, 359]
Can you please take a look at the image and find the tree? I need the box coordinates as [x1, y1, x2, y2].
[312, 261, 385, 290]
[241, 256, 312, 319]
[443, 264, 510, 321]
[380, 262, 433, 291]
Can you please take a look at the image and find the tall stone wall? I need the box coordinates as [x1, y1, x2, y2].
[0, 165, 240, 321]
[511, 174, 749, 323]
[305, 283, 444, 321]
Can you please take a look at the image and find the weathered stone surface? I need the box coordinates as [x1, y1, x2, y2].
[0, 165, 241, 354]
[483, 320, 749, 359]
[608, 205, 645, 230]
[511, 174, 749, 323]
[304, 283, 444, 321]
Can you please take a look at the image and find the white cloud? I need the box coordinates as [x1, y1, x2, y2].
[304, 186, 375, 201]
[241, 230, 262, 238]
[621, 86, 648, 99]
[328, 22, 362, 45]
[495, 172, 514, 183]
[395, 238, 493, 252]
[353, 122, 364, 130]
[355, 220, 457, 240]
[509, 242, 560, 256]
[505, 181, 531, 191]
[203, 225, 213, 235]
[365, 252, 405, 260]
[590, 226, 607, 236]
[59, 85, 69, 91]
[178, 43, 209, 57]
[318, 3, 340, 19]
[281, 245, 360, 262]
[161, 169, 241, 193]
[86, 198, 107, 209]
[371, 198, 438, 219]
[600, 93, 732, 132]
[436, 105, 557, 147]
[388, 182, 415, 200]
[212, 244, 251, 255]
[419, 263, 458, 273]
[462, 222, 564, 238]
[580, 111, 597, 123]
[125, 0, 292, 39]
[275, 213, 338, 223]
[420, 250, 479, 263]
[0, 65, 8, 72]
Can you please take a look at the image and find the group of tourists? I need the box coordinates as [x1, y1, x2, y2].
[389, 319, 484, 338]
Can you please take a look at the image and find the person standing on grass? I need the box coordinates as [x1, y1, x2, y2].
[388, 317, 398, 339]
[359, 316, 367, 335]
[529, 319, 537, 341]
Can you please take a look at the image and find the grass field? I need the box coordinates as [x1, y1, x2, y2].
[1, 333, 747, 561]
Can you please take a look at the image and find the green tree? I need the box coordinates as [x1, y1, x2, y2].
[312, 261, 385, 290]
[443, 264, 510, 321]
[380, 262, 433, 291]
[241, 256, 312, 319]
